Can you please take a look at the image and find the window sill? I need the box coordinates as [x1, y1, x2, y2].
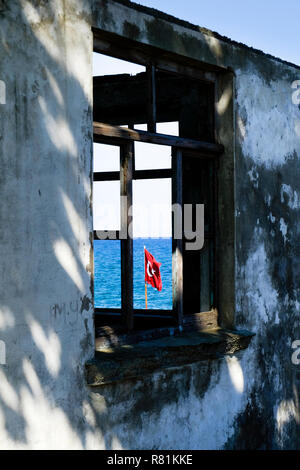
[85, 328, 255, 387]
[94, 310, 219, 350]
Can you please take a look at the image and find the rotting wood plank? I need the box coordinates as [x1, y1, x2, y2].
[93, 122, 224, 155]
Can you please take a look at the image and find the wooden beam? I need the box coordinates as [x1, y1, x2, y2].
[93, 34, 219, 82]
[93, 171, 120, 181]
[95, 308, 173, 317]
[133, 169, 172, 180]
[93, 122, 224, 156]
[120, 143, 134, 330]
[147, 65, 156, 133]
[93, 169, 172, 181]
[94, 309, 218, 331]
[172, 148, 183, 328]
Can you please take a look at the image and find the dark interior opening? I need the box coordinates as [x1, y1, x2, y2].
[93, 70, 215, 142]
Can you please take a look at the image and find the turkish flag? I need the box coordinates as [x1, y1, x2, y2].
[144, 248, 162, 292]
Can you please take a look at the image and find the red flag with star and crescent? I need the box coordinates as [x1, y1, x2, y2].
[144, 248, 162, 292]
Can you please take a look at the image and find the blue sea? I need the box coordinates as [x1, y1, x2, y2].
[94, 238, 172, 309]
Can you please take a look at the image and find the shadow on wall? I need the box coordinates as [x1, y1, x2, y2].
[0, 0, 298, 450]
[0, 0, 99, 449]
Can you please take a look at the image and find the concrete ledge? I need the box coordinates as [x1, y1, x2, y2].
[85, 329, 255, 386]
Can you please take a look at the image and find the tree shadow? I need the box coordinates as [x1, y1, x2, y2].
[0, 0, 113, 449]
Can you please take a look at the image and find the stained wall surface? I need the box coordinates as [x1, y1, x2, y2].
[0, 0, 299, 449]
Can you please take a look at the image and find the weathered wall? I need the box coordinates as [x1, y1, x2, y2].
[0, 0, 95, 449]
[89, 0, 300, 449]
[0, 0, 299, 449]
[234, 67, 300, 448]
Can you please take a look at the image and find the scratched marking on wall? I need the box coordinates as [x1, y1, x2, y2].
[0, 80, 5, 104]
[0, 340, 6, 365]
[49, 298, 92, 327]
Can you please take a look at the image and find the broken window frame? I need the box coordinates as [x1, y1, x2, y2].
[92, 35, 224, 332]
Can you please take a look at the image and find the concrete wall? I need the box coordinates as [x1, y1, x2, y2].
[0, 0, 95, 449]
[0, 0, 299, 449]
[234, 68, 300, 448]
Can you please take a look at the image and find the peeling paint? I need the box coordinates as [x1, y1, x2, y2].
[279, 218, 288, 244]
[236, 71, 300, 168]
[281, 183, 299, 209]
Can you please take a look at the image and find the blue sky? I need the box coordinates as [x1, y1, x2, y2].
[93, 1, 300, 237]
[136, 0, 300, 66]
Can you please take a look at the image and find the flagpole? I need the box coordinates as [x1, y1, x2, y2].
[144, 246, 147, 310]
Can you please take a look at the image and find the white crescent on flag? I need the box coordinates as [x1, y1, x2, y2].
[147, 260, 155, 278]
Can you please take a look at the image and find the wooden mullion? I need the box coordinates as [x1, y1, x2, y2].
[120, 143, 134, 330]
[213, 157, 219, 311]
[147, 64, 156, 133]
[172, 147, 183, 328]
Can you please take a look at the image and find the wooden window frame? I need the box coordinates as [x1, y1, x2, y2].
[93, 123, 223, 331]
[92, 23, 239, 337]
[92, 32, 229, 332]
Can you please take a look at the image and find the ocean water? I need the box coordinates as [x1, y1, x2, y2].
[94, 238, 172, 310]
